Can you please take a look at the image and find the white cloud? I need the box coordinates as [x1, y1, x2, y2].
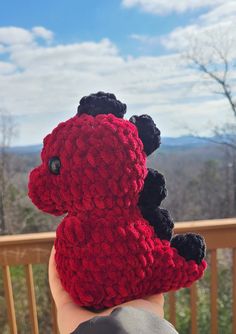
[9, 38, 120, 71]
[126, 0, 236, 69]
[0, 27, 33, 45]
[0, 61, 16, 74]
[0, 44, 6, 53]
[200, 1, 236, 23]
[0, 36, 126, 125]
[0, 25, 235, 145]
[129, 34, 160, 51]
[32, 26, 54, 41]
[122, 0, 224, 15]
[126, 2, 236, 138]
[157, 0, 236, 54]
[160, 21, 236, 52]
[0, 26, 54, 48]
[130, 34, 160, 46]
[138, 97, 234, 137]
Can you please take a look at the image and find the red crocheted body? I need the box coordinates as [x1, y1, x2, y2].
[28, 113, 207, 309]
[55, 209, 206, 309]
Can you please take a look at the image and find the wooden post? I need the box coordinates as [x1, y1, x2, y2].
[210, 250, 218, 334]
[24, 264, 39, 334]
[169, 291, 176, 327]
[51, 292, 60, 334]
[190, 283, 198, 334]
[2, 265, 17, 334]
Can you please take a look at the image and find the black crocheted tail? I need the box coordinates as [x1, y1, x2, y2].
[138, 168, 174, 241]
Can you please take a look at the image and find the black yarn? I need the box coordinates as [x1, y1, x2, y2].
[140, 207, 174, 241]
[138, 168, 167, 208]
[129, 115, 161, 156]
[138, 168, 172, 240]
[77, 92, 127, 118]
[171, 233, 206, 265]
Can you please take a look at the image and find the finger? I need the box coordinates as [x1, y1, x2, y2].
[48, 246, 58, 286]
[48, 246, 58, 297]
[48, 245, 74, 309]
[144, 294, 164, 307]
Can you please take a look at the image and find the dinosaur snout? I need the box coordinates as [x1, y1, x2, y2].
[28, 165, 67, 216]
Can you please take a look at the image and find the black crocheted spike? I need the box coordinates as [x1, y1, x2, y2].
[171, 233, 206, 265]
[129, 115, 161, 156]
[138, 168, 167, 208]
[140, 207, 174, 241]
[77, 92, 127, 118]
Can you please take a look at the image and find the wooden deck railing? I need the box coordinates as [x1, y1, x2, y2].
[0, 218, 236, 334]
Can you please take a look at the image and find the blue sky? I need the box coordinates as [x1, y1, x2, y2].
[0, 0, 235, 145]
[0, 1, 194, 42]
[0, 0, 203, 56]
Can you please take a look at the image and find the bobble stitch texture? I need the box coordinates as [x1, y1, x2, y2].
[28, 93, 207, 310]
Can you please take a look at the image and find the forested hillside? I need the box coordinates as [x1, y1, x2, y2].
[1, 139, 233, 236]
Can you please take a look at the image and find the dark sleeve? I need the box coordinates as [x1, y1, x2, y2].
[70, 306, 179, 334]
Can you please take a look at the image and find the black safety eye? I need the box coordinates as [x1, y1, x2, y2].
[48, 157, 61, 175]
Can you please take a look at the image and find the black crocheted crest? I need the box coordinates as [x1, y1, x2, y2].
[77, 92, 127, 118]
[129, 115, 161, 156]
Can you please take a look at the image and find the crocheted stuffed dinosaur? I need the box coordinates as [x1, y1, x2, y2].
[28, 92, 206, 310]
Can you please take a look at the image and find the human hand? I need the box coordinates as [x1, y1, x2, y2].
[48, 246, 164, 334]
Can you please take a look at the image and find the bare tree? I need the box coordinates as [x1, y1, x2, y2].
[189, 48, 236, 116]
[0, 109, 17, 234]
[186, 29, 236, 214]
[186, 28, 236, 130]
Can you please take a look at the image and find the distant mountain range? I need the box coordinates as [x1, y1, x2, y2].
[9, 144, 42, 154]
[161, 136, 212, 147]
[8, 135, 217, 154]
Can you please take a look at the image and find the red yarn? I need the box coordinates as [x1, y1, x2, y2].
[28, 113, 207, 309]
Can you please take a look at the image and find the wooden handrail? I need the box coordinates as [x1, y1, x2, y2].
[1, 218, 236, 334]
[1, 217, 235, 247]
